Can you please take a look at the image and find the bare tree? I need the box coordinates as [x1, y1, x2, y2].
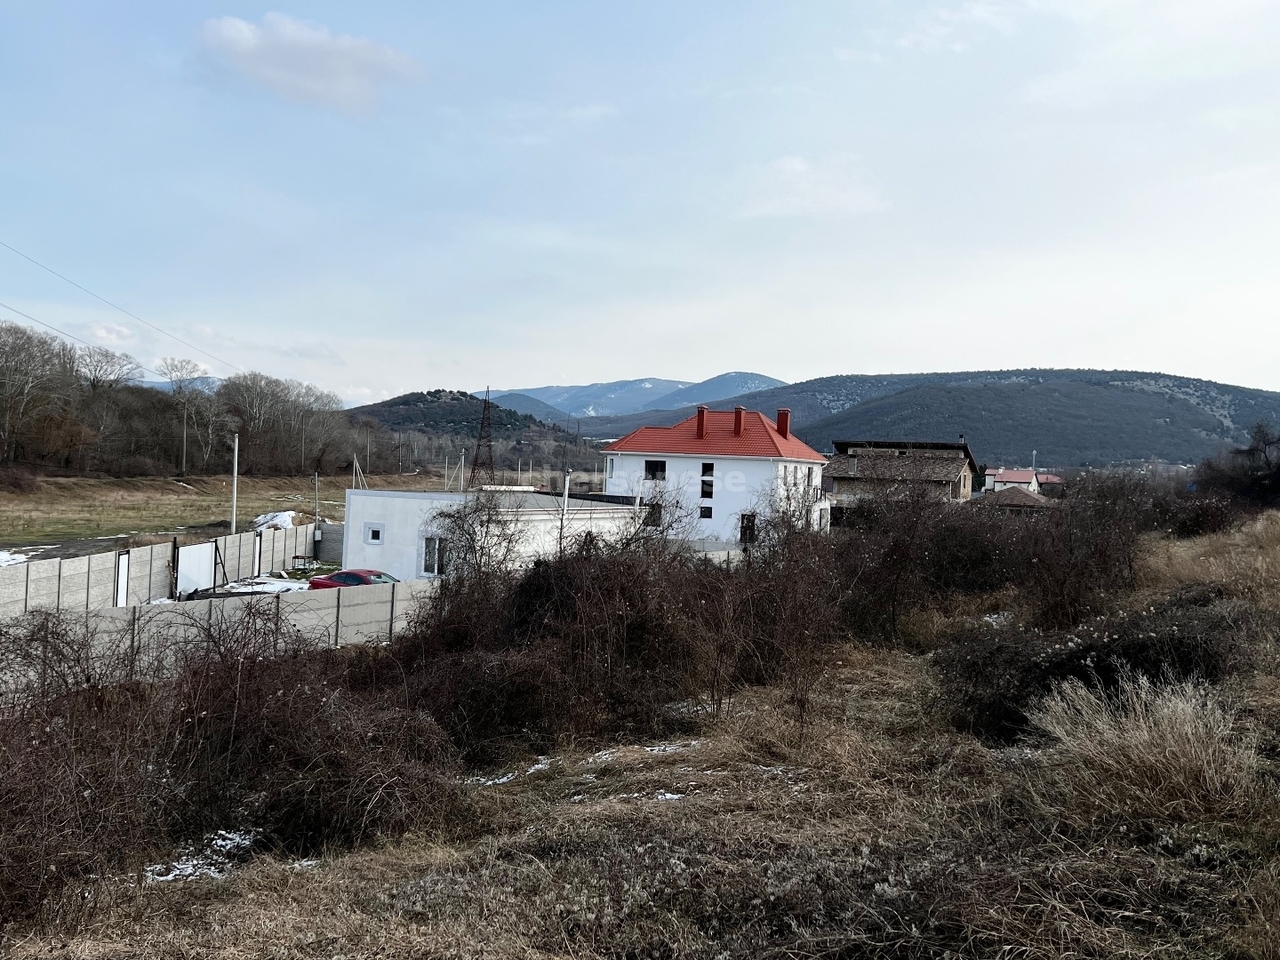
[76, 346, 141, 393]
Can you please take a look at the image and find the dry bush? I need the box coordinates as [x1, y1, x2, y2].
[1028, 673, 1264, 827]
[932, 586, 1263, 739]
[0, 463, 37, 493]
[0, 604, 470, 922]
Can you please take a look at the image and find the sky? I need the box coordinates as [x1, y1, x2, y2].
[2, 1, 1280, 403]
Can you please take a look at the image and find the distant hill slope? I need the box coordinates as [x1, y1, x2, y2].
[351, 390, 553, 439]
[797, 380, 1244, 466]
[640, 372, 787, 411]
[576, 369, 1280, 466]
[490, 378, 690, 418]
[485, 392, 570, 424]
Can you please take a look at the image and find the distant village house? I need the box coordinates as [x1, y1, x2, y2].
[824, 438, 978, 504]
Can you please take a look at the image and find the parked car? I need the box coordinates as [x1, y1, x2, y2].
[308, 568, 400, 589]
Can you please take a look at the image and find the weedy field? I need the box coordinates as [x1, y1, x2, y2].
[2, 484, 1279, 958]
[0, 472, 446, 552]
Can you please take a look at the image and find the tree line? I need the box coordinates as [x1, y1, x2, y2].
[0, 321, 376, 477]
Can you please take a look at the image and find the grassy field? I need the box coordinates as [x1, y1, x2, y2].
[0, 470, 548, 551]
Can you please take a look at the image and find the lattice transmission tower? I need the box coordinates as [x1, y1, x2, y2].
[468, 387, 496, 489]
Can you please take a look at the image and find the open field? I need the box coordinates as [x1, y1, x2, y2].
[0, 471, 501, 554]
[0, 467, 596, 555]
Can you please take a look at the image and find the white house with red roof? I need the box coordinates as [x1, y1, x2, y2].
[603, 405, 829, 543]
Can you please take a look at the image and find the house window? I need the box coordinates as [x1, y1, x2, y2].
[644, 459, 667, 481]
[699, 506, 713, 519]
[422, 537, 447, 576]
[807, 466, 814, 487]
[607, 458, 614, 478]
[363, 522, 385, 545]
[643, 503, 663, 528]
[739, 513, 757, 545]
[701, 462, 714, 499]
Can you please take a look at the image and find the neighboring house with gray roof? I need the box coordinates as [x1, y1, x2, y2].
[824, 438, 978, 504]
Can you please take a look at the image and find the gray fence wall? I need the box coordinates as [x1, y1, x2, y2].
[0, 524, 317, 619]
[316, 522, 344, 564]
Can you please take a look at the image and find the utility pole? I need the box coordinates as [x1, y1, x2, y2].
[560, 469, 573, 554]
[230, 433, 239, 534]
[181, 407, 187, 476]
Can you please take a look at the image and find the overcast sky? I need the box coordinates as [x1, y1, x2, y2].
[3, 1, 1279, 401]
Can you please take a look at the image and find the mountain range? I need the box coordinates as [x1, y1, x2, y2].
[486, 372, 786, 419]
[536, 369, 1280, 468]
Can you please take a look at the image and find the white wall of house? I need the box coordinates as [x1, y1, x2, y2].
[342, 490, 638, 582]
[603, 452, 825, 542]
[987, 475, 1040, 494]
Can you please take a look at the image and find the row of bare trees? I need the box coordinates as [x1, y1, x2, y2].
[0, 322, 357, 476]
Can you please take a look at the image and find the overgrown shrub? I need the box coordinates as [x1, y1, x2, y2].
[0, 604, 469, 921]
[932, 586, 1262, 739]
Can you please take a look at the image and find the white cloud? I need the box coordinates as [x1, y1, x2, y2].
[739, 156, 885, 219]
[1024, 0, 1280, 107]
[201, 12, 418, 112]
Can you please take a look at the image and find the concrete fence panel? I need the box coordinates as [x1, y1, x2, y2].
[26, 559, 63, 610]
[0, 565, 27, 616]
[88, 551, 116, 610]
[279, 588, 338, 646]
[58, 555, 90, 610]
[334, 583, 394, 646]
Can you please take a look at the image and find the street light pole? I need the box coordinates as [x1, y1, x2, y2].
[230, 432, 239, 534]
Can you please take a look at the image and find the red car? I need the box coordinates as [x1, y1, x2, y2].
[308, 568, 400, 589]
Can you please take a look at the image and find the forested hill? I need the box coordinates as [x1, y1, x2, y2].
[574, 370, 1280, 467]
[350, 390, 559, 440]
[796, 380, 1255, 467]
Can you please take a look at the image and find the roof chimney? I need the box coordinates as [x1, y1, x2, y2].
[696, 405, 708, 439]
[733, 405, 745, 437]
[959, 433, 965, 445]
[776, 408, 791, 439]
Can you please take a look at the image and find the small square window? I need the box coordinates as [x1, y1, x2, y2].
[644, 459, 667, 481]
[363, 522, 385, 545]
[699, 506, 713, 519]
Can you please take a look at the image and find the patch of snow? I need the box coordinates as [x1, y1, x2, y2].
[464, 771, 517, 787]
[253, 511, 296, 531]
[289, 858, 321, 870]
[644, 740, 698, 755]
[0, 550, 28, 567]
[527, 757, 556, 775]
[219, 576, 309, 594]
[171, 480, 195, 490]
[145, 829, 257, 883]
[653, 791, 685, 802]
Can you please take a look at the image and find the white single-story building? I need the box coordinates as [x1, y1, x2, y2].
[342, 488, 638, 582]
[602, 405, 829, 543]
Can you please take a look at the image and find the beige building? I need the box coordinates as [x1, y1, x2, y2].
[824, 439, 978, 503]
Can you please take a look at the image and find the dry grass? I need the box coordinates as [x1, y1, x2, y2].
[8, 642, 1274, 959]
[0, 472, 446, 548]
[1142, 510, 1280, 610]
[1027, 674, 1264, 827]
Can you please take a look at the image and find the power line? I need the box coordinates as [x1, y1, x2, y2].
[0, 300, 162, 379]
[0, 238, 241, 373]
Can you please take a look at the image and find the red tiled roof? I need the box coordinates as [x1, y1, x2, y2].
[988, 468, 1037, 484]
[604, 410, 826, 462]
[1038, 473, 1063, 484]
